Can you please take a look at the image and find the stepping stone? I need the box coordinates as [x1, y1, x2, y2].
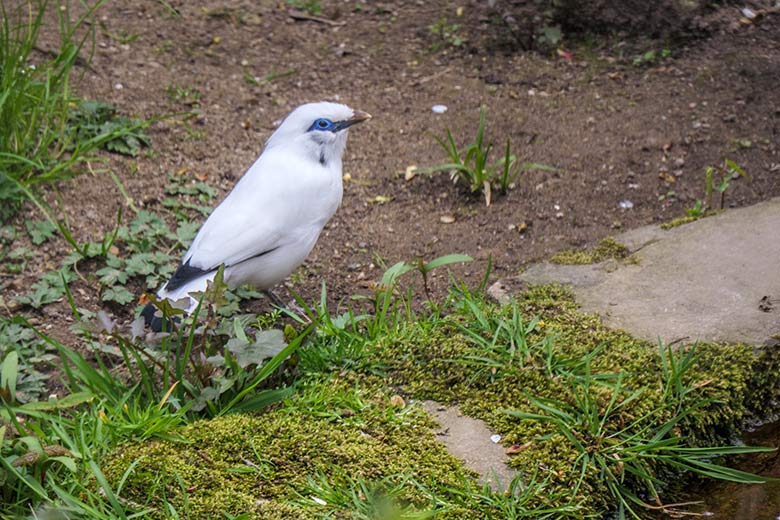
[421, 400, 517, 491]
[497, 197, 780, 346]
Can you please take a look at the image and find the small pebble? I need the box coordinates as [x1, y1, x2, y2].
[619, 200, 634, 209]
[431, 104, 447, 114]
[490, 434, 501, 444]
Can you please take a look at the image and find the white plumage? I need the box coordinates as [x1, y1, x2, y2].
[143, 102, 370, 328]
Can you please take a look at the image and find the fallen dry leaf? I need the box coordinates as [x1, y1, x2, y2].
[506, 441, 534, 455]
[368, 195, 393, 204]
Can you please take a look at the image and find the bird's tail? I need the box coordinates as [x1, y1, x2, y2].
[141, 302, 180, 333]
[143, 271, 214, 332]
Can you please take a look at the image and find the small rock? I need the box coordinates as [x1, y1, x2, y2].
[487, 282, 511, 305]
[440, 215, 456, 224]
[431, 104, 448, 114]
[619, 200, 634, 209]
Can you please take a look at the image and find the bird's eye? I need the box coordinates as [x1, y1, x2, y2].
[310, 118, 334, 131]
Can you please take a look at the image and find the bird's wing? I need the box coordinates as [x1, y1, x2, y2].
[181, 151, 328, 273]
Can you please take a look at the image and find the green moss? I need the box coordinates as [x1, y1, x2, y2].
[550, 237, 629, 264]
[660, 210, 720, 230]
[102, 379, 484, 519]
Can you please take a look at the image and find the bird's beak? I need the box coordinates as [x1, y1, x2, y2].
[333, 110, 371, 131]
[349, 110, 372, 124]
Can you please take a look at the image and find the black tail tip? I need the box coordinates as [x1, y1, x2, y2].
[141, 303, 180, 333]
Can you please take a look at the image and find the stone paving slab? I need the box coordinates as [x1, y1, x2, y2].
[421, 401, 517, 491]
[508, 197, 780, 346]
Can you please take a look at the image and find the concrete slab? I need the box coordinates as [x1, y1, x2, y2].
[509, 197, 780, 346]
[421, 400, 517, 491]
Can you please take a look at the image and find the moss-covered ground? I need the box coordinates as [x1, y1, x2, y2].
[99, 284, 780, 519]
[549, 237, 630, 265]
[659, 211, 720, 230]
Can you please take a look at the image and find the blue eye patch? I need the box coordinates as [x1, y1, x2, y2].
[308, 117, 362, 133]
[309, 118, 334, 131]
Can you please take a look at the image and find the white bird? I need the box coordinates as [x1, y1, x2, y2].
[142, 102, 370, 331]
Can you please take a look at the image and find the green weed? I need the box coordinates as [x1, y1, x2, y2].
[632, 48, 671, 67]
[67, 100, 151, 157]
[429, 17, 465, 51]
[426, 108, 554, 206]
[166, 84, 201, 106]
[286, 0, 322, 16]
[682, 158, 748, 220]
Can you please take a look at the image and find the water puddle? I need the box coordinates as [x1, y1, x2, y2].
[680, 421, 780, 518]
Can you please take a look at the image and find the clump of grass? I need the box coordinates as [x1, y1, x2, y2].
[550, 236, 629, 264]
[0, 0, 152, 221]
[426, 107, 554, 206]
[0, 1, 98, 219]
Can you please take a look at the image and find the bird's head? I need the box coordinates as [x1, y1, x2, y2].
[265, 102, 371, 167]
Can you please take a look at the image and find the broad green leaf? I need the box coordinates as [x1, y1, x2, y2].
[24, 219, 57, 245]
[227, 329, 287, 369]
[18, 391, 94, 411]
[423, 254, 473, 272]
[380, 261, 415, 287]
[49, 456, 77, 473]
[102, 286, 135, 305]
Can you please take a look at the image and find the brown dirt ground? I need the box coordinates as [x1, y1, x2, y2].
[4, 0, 780, 332]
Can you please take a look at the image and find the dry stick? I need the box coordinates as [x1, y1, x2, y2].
[287, 9, 345, 26]
[413, 67, 451, 86]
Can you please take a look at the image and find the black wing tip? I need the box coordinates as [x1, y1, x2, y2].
[165, 258, 211, 293]
[141, 302, 180, 333]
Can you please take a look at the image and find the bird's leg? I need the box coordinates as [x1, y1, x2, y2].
[263, 289, 311, 323]
[263, 289, 286, 308]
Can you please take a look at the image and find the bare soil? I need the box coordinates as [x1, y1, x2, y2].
[5, 0, 780, 328]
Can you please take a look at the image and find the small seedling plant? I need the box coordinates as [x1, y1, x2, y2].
[427, 108, 554, 205]
[687, 158, 748, 217]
